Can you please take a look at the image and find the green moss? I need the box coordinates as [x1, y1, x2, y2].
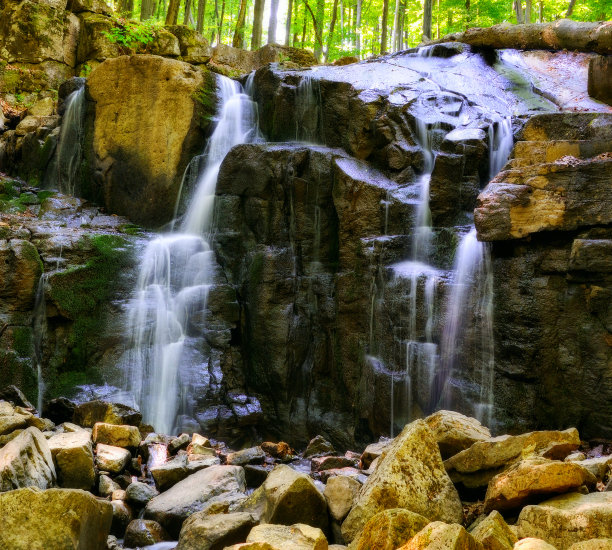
[11, 327, 34, 357]
[1, 180, 20, 198]
[193, 70, 218, 127]
[37, 190, 55, 202]
[118, 223, 143, 235]
[0, 350, 37, 404]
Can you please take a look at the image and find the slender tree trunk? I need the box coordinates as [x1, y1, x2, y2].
[436, 0, 440, 37]
[268, 0, 280, 43]
[285, 0, 293, 45]
[539, 0, 543, 21]
[165, 0, 181, 24]
[233, 0, 248, 47]
[218, 0, 225, 44]
[293, 0, 300, 45]
[514, 0, 524, 23]
[314, 0, 325, 60]
[355, 0, 362, 56]
[301, 3, 308, 46]
[525, 0, 531, 22]
[325, 0, 339, 61]
[197, 0, 206, 33]
[380, 0, 388, 53]
[141, 0, 153, 20]
[565, 0, 576, 17]
[340, 0, 344, 42]
[251, 0, 265, 49]
[391, 0, 400, 51]
[423, 0, 432, 39]
[118, 0, 133, 17]
[183, 0, 192, 24]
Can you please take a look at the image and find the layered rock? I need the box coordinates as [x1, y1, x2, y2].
[48, 429, 95, 489]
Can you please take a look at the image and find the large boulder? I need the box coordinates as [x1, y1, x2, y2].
[484, 458, 596, 512]
[398, 522, 483, 550]
[341, 420, 463, 543]
[470, 510, 518, 550]
[445, 429, 581, 488]
[145, 465, 247, 537]
[424, 410, 491, 459]
[517, 492, 612, 549]
[324, 475, 361, 522]
[47, 430, 95, 490]
[351, 508, 430, 550]
[0, 426, 56, 491]
[259, 464, 328, 531]
[73, 400, 141, 427]
[150, 452, 220, 491]
[245, 523, 328, 550]
[93, 422, 141, 448]
[84, 55, 211, 227]
[176, 511, 257, 550]
[95, 443, 131, 474]
[0, 487, 112, 550]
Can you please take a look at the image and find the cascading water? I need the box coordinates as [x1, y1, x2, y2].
[295, 74, 321, 143]
[32, 274, 48, 413]
[489, 116, 514, 178]
[122, 75, 261, 435]
[46, 86, 86, 195]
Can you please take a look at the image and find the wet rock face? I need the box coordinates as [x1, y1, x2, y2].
[476, 113, 612, 439]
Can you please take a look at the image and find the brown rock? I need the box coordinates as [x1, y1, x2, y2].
[351, 508, 429, 550]
[398, 521, 483, 550]
[93, 422, 141, 448]
[324, 475, 361, 522]
[470, 510, 518, 550]
[425, 410, 491, 459]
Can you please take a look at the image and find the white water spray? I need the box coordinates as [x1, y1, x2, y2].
[123, 75, 261, 434]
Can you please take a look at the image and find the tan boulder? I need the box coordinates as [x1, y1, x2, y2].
[445, 428, 580, 488]
[73, 400, 141, 427]
[246, 523, 328, 550]
[93, 422, 142, 448]
[324, 475, 361, 522]
[470, 510, 518, 550]
[260, 464, 328, 531]
[350, 508, 429, 550]
[568, 541, 612, 550]
[360, 439, 391, 469]
[398, 522, 484, 550]
[0, 487, 112, 550]
[566, 455, 612, 481]
[48, 429, 95, 490]
[176, 511, 256, 550]
[425, 410, 491, 459]
[86, 55, 210, 226]
[95, 443, 131, 474]
[342, 420, 463, 543]
[517, 492, 612, 549]
[484, 458, 596, 512]
[514, 539, 558, 550]
[0, 426, 56, 491]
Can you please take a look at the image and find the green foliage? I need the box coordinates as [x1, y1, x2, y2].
[103, 15, 160, 50]
[79, 63, 93, 78]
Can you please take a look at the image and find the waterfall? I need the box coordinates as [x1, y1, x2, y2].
[123, 75, 261, 435]
[489, 116, 513, 178]
[47, 86, 86, 195]
[32, 274, 48, 413]
[437, 229, 495, 425]
[295, 74, 321, 143]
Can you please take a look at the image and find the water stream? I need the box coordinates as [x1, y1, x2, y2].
[122, 75, 261, 434]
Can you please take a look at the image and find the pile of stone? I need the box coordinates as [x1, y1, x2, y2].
[1, 394, 611, 550]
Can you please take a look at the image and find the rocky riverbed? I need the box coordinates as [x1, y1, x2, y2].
[1, 391, 611, 549]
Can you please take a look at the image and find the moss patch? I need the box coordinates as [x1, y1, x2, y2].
[193, 69, 218, 128]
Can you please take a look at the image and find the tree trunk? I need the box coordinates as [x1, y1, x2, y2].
[514, 0, 524, 23]
[141, 0, 154, 20]
[436, 0, 440, 38]
[118, 0, 133, 17]
[268, 0, 280, 43]
[391, 0, 400, 51]
[314, 0, 325, 60]
[539, 0, 543, 22]
[380, 0, 388, 53]
[251, 0, 265, 49]
[355, 0, 362, 56]
[423, 0, 432, 40]
[165, 0, 181, 25]
[285, 0, 293, 45]
[233, 0, 248, 47]
[565, 0, 576, 17]
[525, 0, 531, 22]
[197, 0, 206, 33]
[301, 3, 308, 47]
[218, 0, 225, 44]
[325, 0, 339, 61]
[183, 0, 192, 25]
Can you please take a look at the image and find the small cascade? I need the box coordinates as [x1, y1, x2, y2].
[437, 228, 495, 425]
[47, 86, 86, 195]
[32, 274, 48, 413]
[295, 74, 321, 143]
[488, 116, 513, 178]
[123, 75, 261, 435]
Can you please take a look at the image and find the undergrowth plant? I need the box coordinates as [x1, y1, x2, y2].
[103, 16, 159, 51]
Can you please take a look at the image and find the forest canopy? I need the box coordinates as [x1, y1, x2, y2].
[99, 0, 610, 63]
